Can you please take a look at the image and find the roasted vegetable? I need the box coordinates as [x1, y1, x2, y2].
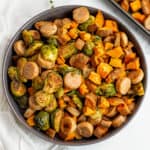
[32, 76, 44, 90]
[35, 91, 52, 107]
[8, 66, 18, 80]
[10, 80, 26, 97]
[72, 95, 83, 110]
[83, 41, 95, 56]
[79, 15, 95, 31]
[55, 88, 64, 99]
[35, 111, 50, 131]
[47, 36, 58, 47]
[58, 42, 77, 59]
[96, 83, 116, 97]
[51, 109, 63, 132]
[15, 95, 28, 109]
[43, 71, 63, 93]
[25, 41, 43, 57]
[41, 45, 58, 62]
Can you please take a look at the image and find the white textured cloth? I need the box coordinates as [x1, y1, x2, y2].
[0, 0, 150, 150]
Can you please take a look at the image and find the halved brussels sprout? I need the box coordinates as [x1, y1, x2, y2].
[10, 80, 26, 97]
[55, 87, 64, 99]
[45, 94, 57, 112]
[95, 83, 116, 97]
[43, 71, 63, 94]
[32, 76, 44, 90]
[17, 57, 28, 82]
[79, 15, 95, 31]
[47, 36, 58, 47]
[35, 111, 50, 131]
[83, 41, 95, 56]
[15, 95, 28, 109]
[58, 64, 77, 76]
[51, 109, 63, 132]
[58, 42, 77, 59]
[8, 66, 18, 80]
[35, 91, 52, 107]
[22, 30, 33, 46]
[72, 95, 83, 110]
[25, 41, 43, 57]
[40, 45, 58, 62]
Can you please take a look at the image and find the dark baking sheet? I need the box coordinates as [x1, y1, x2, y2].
[110, 0, 150, 36]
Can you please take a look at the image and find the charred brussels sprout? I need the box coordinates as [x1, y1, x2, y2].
[45, 94, 57, 112]
[59, 42, 77, 59]
[58, 64, 77, 76]
[10, 80, 26, 97]
[32, 76, 44, 90]
[47, 36, 58, 47]
[8, 66, 18, 80]
[55, 88, 64, 99]
[95, 83, 116, 97]
[41, 45, 58, 62]
[51, 109, 63, 132]
[43, 71, 63, 94]
[72, 95, 83, 110]
[35, 91, 52, 107]
[25, 41, 43, 57]
[35, 111, 50, 131]
[83, 41, 95, 56]
[79, 15, 95, 31]
[15, 95, 28, 109]
[22, 30, 33, 46]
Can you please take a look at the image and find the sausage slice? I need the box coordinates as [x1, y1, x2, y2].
[116, 77, 131, 95]
[69, 53, 89, 70]
[73, 7, 90, 24]
[77, 121, 93, 138]
[40, 22, 57, 37]
[112, 115, 127, 128]
[22, 61, 39, 80]
[60, 116, 77, 134]
[64, 71, 82, 90]
[14, 40, 26, 56]
[128, 69, 144, 84]
[144, 15, 150, 30]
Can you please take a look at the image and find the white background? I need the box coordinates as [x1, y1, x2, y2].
[0, 0, 150, 150]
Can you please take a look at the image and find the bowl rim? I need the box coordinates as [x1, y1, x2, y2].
[2, 5, 148, 146]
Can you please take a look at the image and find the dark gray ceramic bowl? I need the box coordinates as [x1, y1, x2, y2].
[2, 5, 147, 146]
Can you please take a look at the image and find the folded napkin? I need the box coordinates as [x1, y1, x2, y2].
[0, 0, 150, 150]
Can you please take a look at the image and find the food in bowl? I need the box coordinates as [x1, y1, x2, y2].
[114, 0, 150, 30]
[7, 6, 145, 141]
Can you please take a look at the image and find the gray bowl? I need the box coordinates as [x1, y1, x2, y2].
[2, 5, 148, 146]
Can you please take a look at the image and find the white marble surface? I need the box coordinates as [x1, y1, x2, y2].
[0, 0, 150, 150]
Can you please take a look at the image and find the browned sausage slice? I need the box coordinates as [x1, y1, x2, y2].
[94, 126, 108, 138]
[60, 116, 77, 134]
[73, 7, 90, 24]
[14, 40, 26, 56]
[64, 71, 82, 90]
[128, 69, 144, 84]
[112, 115, 127, 128]
[40, 22, 57, 37]
[77, 121, 93, 138]
[144, 15, 150, 30]
[120, 32, 128, 48]
[22, 61, 39, 80]
[69, 53, 89, 69]
[75, 38, 85, 50]
[116, 77, 131, 95]
[141, 0, 150, 15]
